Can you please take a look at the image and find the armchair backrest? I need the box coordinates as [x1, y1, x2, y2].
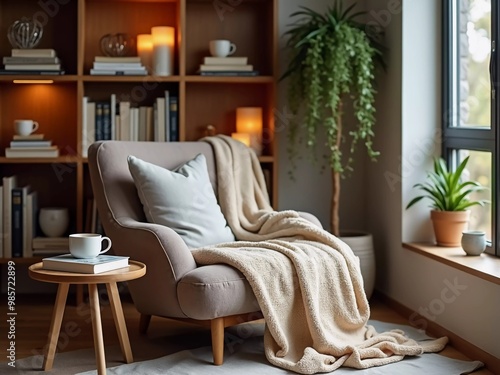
[88, 140, 217, 230]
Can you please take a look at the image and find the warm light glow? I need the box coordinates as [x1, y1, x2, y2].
[13, 80, 54, 84]
[137, 34, 153, 72]
[151, 26, 175, 47]
[236, 107, 263, 134]
[151, 26, 175, 76]
[236, 107, 263, 155]
[231, 132, 251, 147]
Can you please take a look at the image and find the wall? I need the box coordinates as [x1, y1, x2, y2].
[363, 0, 500, 359]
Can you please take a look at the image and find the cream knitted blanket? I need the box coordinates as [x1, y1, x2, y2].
[192, 135, 447, 374]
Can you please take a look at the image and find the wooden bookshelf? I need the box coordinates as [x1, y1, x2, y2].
[0, 0, 278, 263]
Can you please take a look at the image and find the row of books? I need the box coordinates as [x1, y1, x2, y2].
[81, 91, 179, 157]
[0, 48, 65, 75]
[1, 176, 36, 258]
[5, 134, 60, 158]
[198, 56, 258, 76]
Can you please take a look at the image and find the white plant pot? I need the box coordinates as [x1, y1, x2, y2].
[339, 231, 376, 300]
[39, 207, 69, 237]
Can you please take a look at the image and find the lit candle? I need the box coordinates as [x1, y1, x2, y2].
[231, 132, 251, 147]
[137, 34, 153, 73]
[151, 26, 175, 76]
[236, 107, 263, 155]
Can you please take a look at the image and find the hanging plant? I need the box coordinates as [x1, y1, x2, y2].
[281, 1, 385, 236]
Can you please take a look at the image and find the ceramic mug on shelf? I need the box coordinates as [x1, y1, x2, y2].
[461, 230, 491, 256]
[14, 119, 39, 136]
[69, 233, 112, 259]
[209, 39, 236, 57]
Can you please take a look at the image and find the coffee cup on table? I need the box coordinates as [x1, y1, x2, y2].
[69, 233, 112, 259]
[209, 39, 236, 57]
[14, 119, 39, 136]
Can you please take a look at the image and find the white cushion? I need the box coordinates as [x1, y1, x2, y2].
[127, 153, 235, 248]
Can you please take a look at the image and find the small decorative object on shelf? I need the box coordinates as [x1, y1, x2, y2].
[39, 207, 69, 238]
[137, 34, 153, 73]
[100, 33, 134, 57]
[8, 17, 43, 49]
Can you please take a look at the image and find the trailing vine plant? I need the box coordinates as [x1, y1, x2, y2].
[281, 1, 385, 236]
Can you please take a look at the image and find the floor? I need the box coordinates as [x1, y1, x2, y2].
[0, 291, 493, 374]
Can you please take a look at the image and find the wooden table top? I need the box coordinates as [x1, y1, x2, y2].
[28, 260, 146, 284]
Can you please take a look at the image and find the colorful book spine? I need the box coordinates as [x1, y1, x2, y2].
[169, 96, 179, 142]
[95, 102, 104, 141]
[11, 188, 24, 257]
[102, 102, 112, 140]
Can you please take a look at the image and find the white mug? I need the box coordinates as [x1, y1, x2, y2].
[69, 233, 112, 259]
[15, 119, 39, 136]
[209, 40, 236, 57]
[461, 230, 491, 256]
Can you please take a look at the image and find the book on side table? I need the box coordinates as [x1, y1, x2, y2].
[42, 254, 129, 274]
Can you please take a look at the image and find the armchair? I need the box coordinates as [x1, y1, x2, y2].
[88, 140, 321, 365]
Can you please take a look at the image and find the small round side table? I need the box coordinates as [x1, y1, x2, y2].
[29, 260, 146, 375]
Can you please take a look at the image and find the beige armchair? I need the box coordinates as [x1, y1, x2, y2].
[88, 140, 322, 365]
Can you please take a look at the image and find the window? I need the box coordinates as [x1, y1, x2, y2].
[443, 0, 497, 255]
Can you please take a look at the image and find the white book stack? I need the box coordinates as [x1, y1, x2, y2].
[198, 56, 258, 76]
[90, 56, 147, 76]
[32, 236, 70, 256]
[1, 49, 64, 75]
[6, 134, 59, 158]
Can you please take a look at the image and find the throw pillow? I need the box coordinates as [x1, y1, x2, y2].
[127, 153, 235, 248]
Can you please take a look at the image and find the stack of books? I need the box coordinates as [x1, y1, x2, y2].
[1, 49, 64, 75]
[198, 56, 258, 76]
[42, 254, 130, 274]
[32, 237, 69, 257]
[5, 134, 59, 158]
[90, 56, 147, 76]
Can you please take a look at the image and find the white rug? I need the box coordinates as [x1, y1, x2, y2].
[74, 321, 483, 375]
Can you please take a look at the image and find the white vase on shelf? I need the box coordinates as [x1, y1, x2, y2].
[39, 207, 69, 237]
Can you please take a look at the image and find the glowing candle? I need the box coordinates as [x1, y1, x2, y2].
[151, 26, 175, 76]
[231, 132, 251, 147]
[137, 34, 153, 73]
[236, 107, 263, 155]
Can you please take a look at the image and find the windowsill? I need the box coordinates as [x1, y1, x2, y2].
[403, 242, 500, 285]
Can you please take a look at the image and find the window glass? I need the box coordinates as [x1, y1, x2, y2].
[458, 0, 491, 128]
[458, 149, 492, 239]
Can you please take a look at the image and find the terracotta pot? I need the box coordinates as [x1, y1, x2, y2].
[339, 231, 376, 299]
[430, 210, 470, 247]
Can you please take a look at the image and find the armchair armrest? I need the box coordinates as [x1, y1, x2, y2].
[297, 211, 323, 229]
[108, 217, 197, 318]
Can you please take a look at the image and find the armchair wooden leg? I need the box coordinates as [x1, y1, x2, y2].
[139, 314, 151, 335]
[211, 317, 224, 365]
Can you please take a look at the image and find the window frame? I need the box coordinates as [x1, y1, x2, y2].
[442, 0, 499, 256]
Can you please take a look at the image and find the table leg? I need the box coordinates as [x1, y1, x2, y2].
[43, 282, 70, 371]
[106, 282, 133, 363]
[89, 284, 106, 375]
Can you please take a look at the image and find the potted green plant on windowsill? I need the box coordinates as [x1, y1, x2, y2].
[406, 156, 489, 247]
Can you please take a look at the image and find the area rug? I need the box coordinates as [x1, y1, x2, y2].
[8, 320, 483, 375]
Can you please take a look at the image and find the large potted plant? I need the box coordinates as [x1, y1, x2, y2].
[281, 2, 384, 236]
[406, 156, 489, 246]
[281, 2, 384, 298]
